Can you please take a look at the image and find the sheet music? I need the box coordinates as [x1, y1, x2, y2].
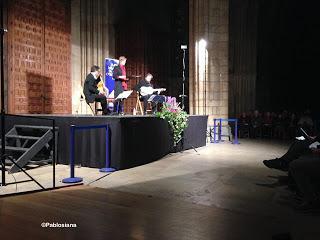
[115, 90, 133, 100]
[147, 95, 156, 101]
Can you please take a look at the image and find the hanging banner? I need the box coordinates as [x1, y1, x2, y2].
[104, 58, 119, 99]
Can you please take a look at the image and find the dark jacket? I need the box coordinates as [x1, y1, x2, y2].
[83, 73, 101, 103]
[112, 65, 123, 81]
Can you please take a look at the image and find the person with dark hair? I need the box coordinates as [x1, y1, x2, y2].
[135, 73, 156, 114]
[112, 56, 128, 114]
[134, 73, 166, 115]
[238, 112, 251, 138]
[250, 110, 262, 138]
[298, 109, 314, 134]
[83, 65, 109, 115]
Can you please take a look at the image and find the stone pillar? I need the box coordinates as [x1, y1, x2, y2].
[189, 0, 229, 123]
[71, 0, 115, 114]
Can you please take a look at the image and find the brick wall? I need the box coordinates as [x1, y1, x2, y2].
[7, 0, 71, 114]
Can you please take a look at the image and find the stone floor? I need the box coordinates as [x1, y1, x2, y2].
[1, 139, 320, 239]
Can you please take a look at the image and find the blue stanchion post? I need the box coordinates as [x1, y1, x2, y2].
[62, 125, 83, 183]
[219, 118, 222, 141]
[213, 118, 222, 143]
[233, 119, 239, 144]
[213, 119, 216, 143]
[212, 118, 240, 144]
[100, 125, 116, 173]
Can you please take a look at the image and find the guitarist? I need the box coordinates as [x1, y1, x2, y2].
[83, 65, 110, 115]
[112, 56, 128, 114]
[135, 73, 165, 115]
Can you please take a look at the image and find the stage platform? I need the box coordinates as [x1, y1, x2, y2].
[3, 115, 208, 170]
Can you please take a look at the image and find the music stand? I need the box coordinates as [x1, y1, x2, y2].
[115, 90, 133, 114]
[147, 95, 166, 103]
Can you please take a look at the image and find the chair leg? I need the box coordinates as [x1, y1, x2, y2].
[138, 101, 143, 115]
[88, 103, 95, 116]
[135, 97, 144, 115]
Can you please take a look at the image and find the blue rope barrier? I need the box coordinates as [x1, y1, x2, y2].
[62, 124, 116, 184]
[213, 118, 239, 144]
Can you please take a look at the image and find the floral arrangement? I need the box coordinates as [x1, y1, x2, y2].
[156, 97, 188, 146]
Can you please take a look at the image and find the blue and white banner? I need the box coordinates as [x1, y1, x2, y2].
[104, 58, 119, 99]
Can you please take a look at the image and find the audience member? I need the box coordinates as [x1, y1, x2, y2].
[250, 110, 262, 138]
[289, 149, 320, 210]
[237, 109, 315, 141]
[261, 116, 320, 211]
[263, 133, 318, 171]
[298, 110, 314, 134]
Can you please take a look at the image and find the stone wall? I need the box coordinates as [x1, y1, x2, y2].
[71, 0, 115, 114]
[189, 0, 229, 123]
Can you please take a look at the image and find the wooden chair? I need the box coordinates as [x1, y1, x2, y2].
[78, 86, 103, 115]
[87, 102, 103, 116]
[135, 92, 155, 115]
[135, 93, 144, 115]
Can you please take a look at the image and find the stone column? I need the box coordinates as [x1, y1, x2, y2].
[189, 0, 229, 123]
[71, 0, 115, 114]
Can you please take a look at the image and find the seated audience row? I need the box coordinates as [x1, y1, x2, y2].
[238, 109, 315, 139]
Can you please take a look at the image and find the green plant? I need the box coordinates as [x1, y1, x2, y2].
[156, 102, 188, 146]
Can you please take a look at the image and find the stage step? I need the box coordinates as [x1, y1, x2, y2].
[14, 125, 54, 130]
[6, 135, 41, 140]
[0, 125, 58, 173]
[0, 146, 28, 152]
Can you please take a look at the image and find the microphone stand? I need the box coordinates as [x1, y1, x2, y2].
[179, 47, 187, 110]
[0, 0, 7, 186]
[177, 46, 199, 154]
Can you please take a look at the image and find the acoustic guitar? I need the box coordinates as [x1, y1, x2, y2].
[97, 80, 108, 96]
[140, 86, 166, 96]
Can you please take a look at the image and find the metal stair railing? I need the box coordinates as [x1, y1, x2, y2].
[0, 125, 57, 173]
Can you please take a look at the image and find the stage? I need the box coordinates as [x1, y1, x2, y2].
[3, 115, 208, 170]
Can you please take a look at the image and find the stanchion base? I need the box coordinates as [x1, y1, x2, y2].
[99, 167, 116, 173]
[62, 177, 83, 183]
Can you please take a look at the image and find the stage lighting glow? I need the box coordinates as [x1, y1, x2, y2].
[195, 39, 208, 114]
[199, 39, 207, 48]
[197, 39, 208, 72]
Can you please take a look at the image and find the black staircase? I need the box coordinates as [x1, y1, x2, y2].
[0, 125, 58, 173]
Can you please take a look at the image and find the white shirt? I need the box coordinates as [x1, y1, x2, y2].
[91, 72, 98, 79]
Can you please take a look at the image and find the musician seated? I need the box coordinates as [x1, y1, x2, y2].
[83, 65, 110, 115]
[134, 73, 166, 115]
